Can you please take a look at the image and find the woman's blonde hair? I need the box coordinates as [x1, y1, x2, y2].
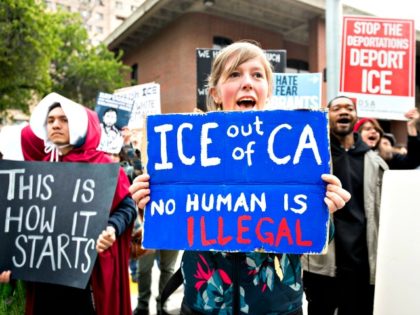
[206, 40, 273, 111]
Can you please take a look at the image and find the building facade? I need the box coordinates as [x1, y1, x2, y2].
[43, 0, 145, 45]
[105, 0, 420, 145]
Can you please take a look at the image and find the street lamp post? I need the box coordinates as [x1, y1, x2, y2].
[326, 0, 343, 102]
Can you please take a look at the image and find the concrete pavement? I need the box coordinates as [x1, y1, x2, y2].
[130, 252, 183, 315]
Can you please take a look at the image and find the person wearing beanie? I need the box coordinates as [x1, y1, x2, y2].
[354, 109, 420, 169]
[353, 117, 384, 149]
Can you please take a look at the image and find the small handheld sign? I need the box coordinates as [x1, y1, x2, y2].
[115, 82, 161, 129]
[0, 160, 119, 289]
[95, 91, 134, 154]
[95, 91, 134, 129]
[144, 109, 331, 254]
[268, 73, 322, 110]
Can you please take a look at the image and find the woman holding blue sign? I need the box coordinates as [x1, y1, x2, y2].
[130, 41, 351, 315]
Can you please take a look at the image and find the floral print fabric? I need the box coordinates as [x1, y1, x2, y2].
[181, 251, 302, 315]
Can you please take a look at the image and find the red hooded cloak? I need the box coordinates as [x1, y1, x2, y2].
[21, 99, 132, 315]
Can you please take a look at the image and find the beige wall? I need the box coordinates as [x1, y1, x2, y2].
[44, 0, 144, 45]
[308, 17, 327, 106]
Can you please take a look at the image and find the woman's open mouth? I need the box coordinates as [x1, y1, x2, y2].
[236, 98, 256, 110]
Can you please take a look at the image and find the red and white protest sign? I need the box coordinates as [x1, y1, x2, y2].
[340, 16, 415, 120]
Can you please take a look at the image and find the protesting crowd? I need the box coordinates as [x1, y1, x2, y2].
[0, 40, 419, 315]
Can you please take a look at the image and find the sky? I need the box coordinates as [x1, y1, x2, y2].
[343, 0, 420, 29]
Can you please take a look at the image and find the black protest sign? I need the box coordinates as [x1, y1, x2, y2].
[196, 48, 287, 111]
[0, 160, 119, 289]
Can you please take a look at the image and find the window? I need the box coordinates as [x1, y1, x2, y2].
[213, 36, 232, 49]
[286, 59, 309, 73]
[95, 26, 103, 34]
[81, 10, 89, 18]
[115, 1, 123, 9]
[131, 64, 138, 84]
[116, 16, 126, 23]
[95, 12, 104, 21]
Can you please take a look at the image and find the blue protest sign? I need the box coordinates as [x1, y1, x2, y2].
[144, 109, 331, 254]
[268, 73, 322, 110]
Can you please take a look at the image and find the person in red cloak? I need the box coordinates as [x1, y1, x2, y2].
[17, 92, 137, 315]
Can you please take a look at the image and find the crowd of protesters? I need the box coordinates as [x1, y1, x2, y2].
[0, 40, 419, 315]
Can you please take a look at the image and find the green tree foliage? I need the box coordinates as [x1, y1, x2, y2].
[0, 0, 130, 112]
[0, 0, 55, 112]
[48, 12, 130, 108]
[0, 281, 25, 315]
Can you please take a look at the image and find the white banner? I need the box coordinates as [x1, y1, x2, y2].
[374, 170, 420, 314]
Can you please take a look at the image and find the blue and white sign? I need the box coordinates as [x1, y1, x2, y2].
[144, 109, 331, 254]
[268, 73, 322, 110]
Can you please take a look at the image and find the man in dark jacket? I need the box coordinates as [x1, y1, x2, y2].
[302, 96, 388, 315]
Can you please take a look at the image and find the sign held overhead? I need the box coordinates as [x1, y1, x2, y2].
[340, 16, 415, 120]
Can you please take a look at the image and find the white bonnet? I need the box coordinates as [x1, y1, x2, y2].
[30, 92, 88, 147]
